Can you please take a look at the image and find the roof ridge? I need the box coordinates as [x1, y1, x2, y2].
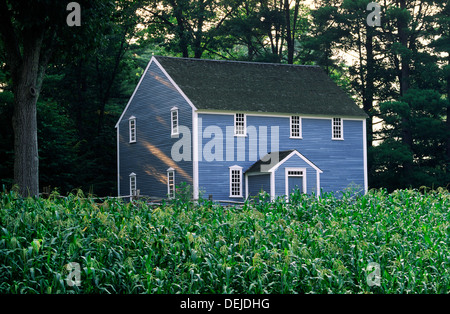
[154, 55, 321, 68]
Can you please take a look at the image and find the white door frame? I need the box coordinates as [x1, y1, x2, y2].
[285, 167, 307, 197]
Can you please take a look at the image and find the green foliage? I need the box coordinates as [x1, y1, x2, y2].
[371, 89, 449, 191]
[1, 188, 449, 294]
[0, 90, 14, 188]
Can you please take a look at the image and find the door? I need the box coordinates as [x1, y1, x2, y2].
[288, 176, 303, 195]
[285, 168, 306, 199]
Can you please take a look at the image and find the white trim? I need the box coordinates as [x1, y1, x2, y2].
[331, 117, 344, 140]
[285, 167, 307, 197]
[270, 172, 275, 201]
[229, 165, 243, 198]
[192, 110, 199, 200]
[171, 107, 179, 137]
[115, 56, 197, 128]
[129, 116, 136, 143]
[152, 57, 197, 111]
[290, 115, 302, 139]
[267, 150, 323, 174]
[115, 58, 153, 128]
[196, 109, 367, 120]
[316, 171, 321, 197]
[234, 113, 246, 137]
[363, 119, 368, 194]
[129, 172, 136, 197]
[167, 168, 175, 199]
[117, 125, 120, 196]
[245, 173, 249, 199]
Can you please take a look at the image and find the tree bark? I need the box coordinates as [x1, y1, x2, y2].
[0, 1, 50, 197]
[11, 29, 45, 197]
[364, 26, 374, 148]
[397, 0, 413, 175]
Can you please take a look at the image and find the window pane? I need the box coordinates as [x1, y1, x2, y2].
[129, 119, 136, 142]
[230, 169, 241, 196]
[168, 171, 175, 198]
[333, 118, 342, 139]
[291, 116, 300, 137]
[235, 114, 245, 135]
[172, 110, 178, 135]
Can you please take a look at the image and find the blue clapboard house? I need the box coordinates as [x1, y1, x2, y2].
[116, 56, 368, 201]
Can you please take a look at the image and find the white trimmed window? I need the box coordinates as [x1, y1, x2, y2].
[129, 172, 137, 196]
[234, 113, 246, 136]
[129, 116, 136, 143]
[229, 165, 243, 197]
[332, 118, 343, 140]
[167, 168, 175, 199]
[290, 116, 302, 138]
[171, 107, 179, 136]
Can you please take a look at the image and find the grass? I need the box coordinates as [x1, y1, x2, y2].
[0, 187, 449, 293]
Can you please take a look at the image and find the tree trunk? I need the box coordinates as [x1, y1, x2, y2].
[397, 0, 413, 176]
[12, 81, 39, 197]
[284, 0, 293, 64]
[11, 30, 45, 197]
[364, 26, 374, 148]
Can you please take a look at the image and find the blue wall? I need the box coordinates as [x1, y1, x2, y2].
[118, 61, 193, 198]
[119, 62, 365, 200]
[197, 113, 365, 200]
[247, 174, 271, 197]
[273, 154, 318, 196]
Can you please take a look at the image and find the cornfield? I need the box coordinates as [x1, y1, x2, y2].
[1, 187, 449, 294]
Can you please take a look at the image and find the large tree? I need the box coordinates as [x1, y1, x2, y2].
[0, 0, 138, 196]
[141, 0, 243, 58]
[0, 0, 66, 196]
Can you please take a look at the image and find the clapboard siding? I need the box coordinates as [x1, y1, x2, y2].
[118, 61, 193, 197]
[196, 113, 364, 200]
[273, 154, 318, 196]
[117, 57, 366, 201]
[247, 174, 271, 197]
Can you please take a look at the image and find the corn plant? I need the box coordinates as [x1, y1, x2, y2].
[1, 186, 449, 293]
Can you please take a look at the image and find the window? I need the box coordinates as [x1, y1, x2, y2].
[287, 170, 304, 176]
[234, 113, 246, 136]
[229, 165, 243, 197]
[290, 116, 302, 138]
[171, 107, 179, 136]
[167, 168, 175, 199]
[129, 172, 137, 196]
[129, 116, 136, 143]
[332, 118, 343, 140]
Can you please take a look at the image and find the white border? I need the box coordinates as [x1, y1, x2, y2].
[331, 117, 344, 140]
[129, 116, 136, 143]
[285, 167, 307, 196]
[289, 116, 302, 139]
[229, 165, 243, 198]
[167, 167, 175, 199]
[192, 110, 199, 200]
[171, 107, 179, 137]
[234, 113, 247, 137]
[267, 150, 323, 174]
[117, 125, 120, 196]
[363, 119, 368, 194]
[196, 109, 367, 120]
[115, 56, 197, 128]
[129, 172, 136, 199]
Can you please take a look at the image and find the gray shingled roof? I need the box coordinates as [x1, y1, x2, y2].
[155, 56, 367, 118]
[245, 150, 295, 173]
